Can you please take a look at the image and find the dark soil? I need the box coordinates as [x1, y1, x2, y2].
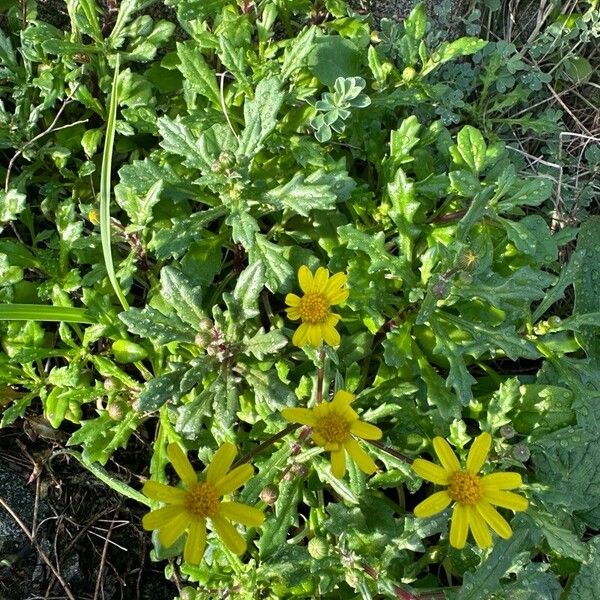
[0, 424, 177, 600]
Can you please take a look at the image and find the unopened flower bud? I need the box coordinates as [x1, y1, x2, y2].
[402, 66, 417, 81]
[179, 587, 197, 600]
[307, 537, 328, 560]
[104, 377, 116, 391]
[198, 318, 213, 332]
[291, 463, 308, 478]
[107, 399, 127, 421]
[500, 425, 515, 439]
[195, 331, 212, 348]
[260, 485, 279, 505]
[512, 442, 530, 462]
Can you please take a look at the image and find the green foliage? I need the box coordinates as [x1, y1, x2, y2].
[0, 0, 598, 598]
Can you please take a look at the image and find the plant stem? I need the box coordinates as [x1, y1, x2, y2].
[234, 424, 299, 467]
[316, 346, 325, 403]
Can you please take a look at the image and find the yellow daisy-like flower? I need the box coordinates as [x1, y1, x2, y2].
[142, 443, 264, 564]
[285, 265, 348, 347]
[412, 432, 529, 549]
[281, 390, 382, 479]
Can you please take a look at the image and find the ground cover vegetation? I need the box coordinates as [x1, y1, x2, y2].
[0, 0, 599, 598]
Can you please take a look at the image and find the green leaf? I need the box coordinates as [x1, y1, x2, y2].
[119, 307, 194, 344]
[258, 479, 301, 560]
[388, 167, 420, 262]
[0, 189, 26, 231]
[160, 266, 204, 328]
[249, 236, 293, 292]
[573, 217, 600, 359]
[237, 77, 284, 158]
[266, 173, 337, 216]
[120, 179, 163, 228]
[570, 537, 600, 600]
[308, 36, 362, 86]
[157, 116, 210, 170]
[529, 511, 588, 562]
[500, 215, 557, 262]
[0, 304, 94, 323]
[150, 206, 227, 259]
[457, 521, 531, 600]
[497, 177, 554, 211]
[231, 261, 266, 320]
[455, 125, 487, 173]
[176, 41, 220, 105]
[281, 26, 317, 80]
[422, 37, 487, 76]
[485, 377, 520, 432]
[226, 208, 260, 250]
[138, 367, 189, 411]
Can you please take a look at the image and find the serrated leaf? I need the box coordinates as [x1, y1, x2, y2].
[176, 41, 220, 104]
[281, 26, 317, 79]
[457, 521, 531, 600]
[265, 173, 337, 216]
[249, 235, 293, 292]
[138, 367, 189, 411]
[119, 307, 194, 344]
[157, 116, 209, 170]
[570, 537, 600, 600]
[226, 208, 259, 249]
[237, 77, 284, 158]
[230, 261, 266, 320]
[160, 266, 204, 328]
[500, 215, 557, 262]
[497, 177, 554, 211]
[244, 329, 287, 359]
[258, 479, 301, 560]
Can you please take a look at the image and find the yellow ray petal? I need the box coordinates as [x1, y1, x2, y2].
[281, 407, 317, 426]
[286, 307, 301, 320]
[183, 519, 207, 564]
[412, 458, 451, 485]
[344, 438, 377, 475]
[476, 501, 512, 540]
[480, 472, 522, 490]
[449, 503, 469, 549]
[467, 506, 492, 549]
[350, 420, 383, 441]
[214, 463, 254, 495]
[330, 449, 346, 478]
[292, 322, 310, 346]
[219, 502, 265, 527]
[326, 313, 341, 327]
[207, 443, 237, 485]
[158, 510, 193, 548]
[466, 432, 491, 474]
[167, 443, 197, 488]
[321, 322, 340, 346]
[327, 288, 349, 305]
[413, 490, 451, 518]
[212, 515, 246, 555]
[142, 480, 187, 504]
[484, 489, 528, 512]
[142, 505, 185, 531]
[298, 265, 313, 293]
[323, 272, 347, 297]
[307, 324, 323, 346]
[313, 267, 329, 293]
[330, 390, 354, 413]
[432, 437, 460, 474]
[285, 293, 301, 307]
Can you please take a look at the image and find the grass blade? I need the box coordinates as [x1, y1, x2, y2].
[0, 304, 94, 323]
[100, 53, 129, 310]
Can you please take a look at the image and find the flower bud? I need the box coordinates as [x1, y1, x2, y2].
[307, 537, 328, 560]
[500, 425, 515, 439]
[291, 463, 308, 478]
[194, 331, 212, 348]
[260, 485, 279, 505]
[107, 399, 128, 421]
[402, 66, 417, 81]
[198, 317, 213, 332]
[112, 339, 148, 363]
[512, 442, 530, 462]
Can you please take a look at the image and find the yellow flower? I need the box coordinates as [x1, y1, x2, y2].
[285, 265, 348, 347]
[281, 390, 382, 479]
[412, 432, 528, 549]
[142, 443, 264, 564]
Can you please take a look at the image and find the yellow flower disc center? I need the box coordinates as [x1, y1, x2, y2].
[185, 482, 220, 518]
[315, 414, 350, 444]
[299, 293, 329, 324]
[448, 470, 483, 505]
